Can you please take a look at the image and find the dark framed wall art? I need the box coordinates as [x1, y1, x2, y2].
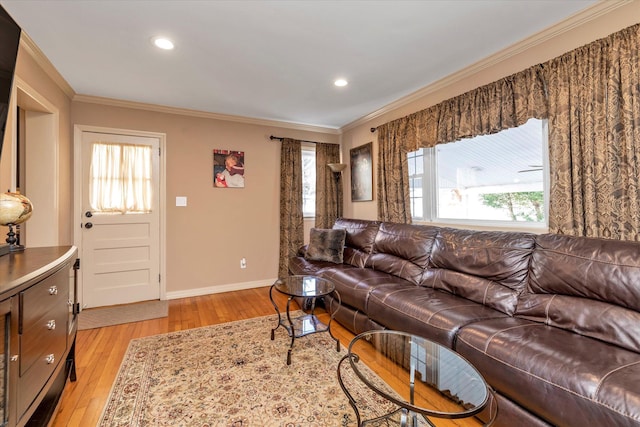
[350, 142, 373, 202]
[213, 149, 245, 188]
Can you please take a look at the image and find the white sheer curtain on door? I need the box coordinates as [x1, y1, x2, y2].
[89, 142, 153, 213]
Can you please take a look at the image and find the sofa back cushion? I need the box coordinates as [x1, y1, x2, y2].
[517, 233, 640, 352]
[365, 222, 438, 284]
[424, 228, 535, 315]
[332, 218, 380, 268]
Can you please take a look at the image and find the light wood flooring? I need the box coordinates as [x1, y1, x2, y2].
[52, 287, 482, 426]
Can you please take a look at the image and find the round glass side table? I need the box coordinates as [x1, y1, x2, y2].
[269, 275, 342, 365]
[338, 330, 497, 426]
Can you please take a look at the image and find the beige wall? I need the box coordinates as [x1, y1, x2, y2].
[71, 102, 337, 296]
[340, 2, 640, 221]
[0, 40, 73, 246]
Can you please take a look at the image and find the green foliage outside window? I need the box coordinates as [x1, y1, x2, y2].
[480, 191, 544, 222]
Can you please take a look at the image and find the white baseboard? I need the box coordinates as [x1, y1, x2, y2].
[165, 278, 278, 300]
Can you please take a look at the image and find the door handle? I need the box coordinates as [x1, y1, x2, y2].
[85, 211, 93, 218]
[85, 222, 93, 229]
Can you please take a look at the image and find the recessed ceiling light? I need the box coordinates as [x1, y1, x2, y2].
[152, 36, 174, 50]
[334, 79, 348, 87]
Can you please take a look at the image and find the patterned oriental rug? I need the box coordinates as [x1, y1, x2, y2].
[99, 312, 398, 426]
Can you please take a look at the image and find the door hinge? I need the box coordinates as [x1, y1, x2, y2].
[158, 147, 161, 156]
[74, 258, 80, 270]
[158, 274, 161, 283]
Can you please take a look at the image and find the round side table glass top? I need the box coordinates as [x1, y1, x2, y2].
[269, 275, 341, 365]
[338, 330, 497, 426]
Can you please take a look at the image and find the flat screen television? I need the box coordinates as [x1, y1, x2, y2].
[0, 5, 21, 160]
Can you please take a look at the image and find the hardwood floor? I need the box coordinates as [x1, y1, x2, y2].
[52, 287, 482, 426]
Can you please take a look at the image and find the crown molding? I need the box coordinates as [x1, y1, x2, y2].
[19, 32, 75, 99]
[341, 0, 632, 133]
[72, 94, 341, 135]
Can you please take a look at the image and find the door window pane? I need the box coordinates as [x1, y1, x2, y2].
[89, 142, 153, 213]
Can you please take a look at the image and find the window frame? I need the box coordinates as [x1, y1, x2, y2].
[409, 119, 550, 232]
[301, 145, 316, 218]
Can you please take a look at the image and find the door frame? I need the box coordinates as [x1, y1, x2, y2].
[73, 124, 167, 309]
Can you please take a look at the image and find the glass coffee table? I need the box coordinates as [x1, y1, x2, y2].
[338, 330, 497, 426]
[269, 275, 341, 365]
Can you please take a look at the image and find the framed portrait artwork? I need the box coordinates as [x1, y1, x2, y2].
[350, 142, 373, 201]
[213, 149, 245, 188]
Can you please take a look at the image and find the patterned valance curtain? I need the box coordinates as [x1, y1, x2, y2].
[315, 143, 341, 229]
[545, 23, 640, 239]
[414, 66, 547, 149]
[278, 138, 304, 278]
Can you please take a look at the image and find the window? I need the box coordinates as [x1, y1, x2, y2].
[301, 147, 316, 217]
[408, 118, 548, 228]
[89, 142, 153, 213]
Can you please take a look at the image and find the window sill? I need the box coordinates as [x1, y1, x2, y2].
[413, 219, 548, 234]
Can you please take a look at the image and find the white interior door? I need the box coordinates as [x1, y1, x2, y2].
[80, 131, 161, 308]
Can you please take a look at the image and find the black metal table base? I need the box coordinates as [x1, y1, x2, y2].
[269, 283, 341, 365]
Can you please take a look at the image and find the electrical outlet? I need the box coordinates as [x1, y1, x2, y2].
[240, 258, 247, 269]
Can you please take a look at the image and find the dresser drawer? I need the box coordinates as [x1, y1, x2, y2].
[17, 333, 66, 419]
[20, 304, 67, 376]
[20, 266, 69, 331]
[17, 264, 71, 418]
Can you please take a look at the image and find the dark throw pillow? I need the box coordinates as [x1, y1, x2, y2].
[304, 228, 346, 264]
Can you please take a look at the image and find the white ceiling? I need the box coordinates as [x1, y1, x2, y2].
[1, 0, 599, 130]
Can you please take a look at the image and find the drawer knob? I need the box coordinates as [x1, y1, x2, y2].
[47, 320, 56, 330]
[49, 286, 58, 295]
[45, 354, 55, 364]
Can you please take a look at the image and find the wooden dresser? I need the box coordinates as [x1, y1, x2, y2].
[0, 246, 78, 427]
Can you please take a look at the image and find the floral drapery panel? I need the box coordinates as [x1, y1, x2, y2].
[545, 23, 640, 239]
[376, 119, 413, 223]
[278, 138, 304, 278]
[315, 143, 341, 229]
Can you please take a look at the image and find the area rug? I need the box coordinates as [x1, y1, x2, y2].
[99, 312, 398, 426]
[78, 300, 169, 330]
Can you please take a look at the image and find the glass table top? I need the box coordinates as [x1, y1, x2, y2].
[347, 330, 489, 419]
[274, 275, 335, 298]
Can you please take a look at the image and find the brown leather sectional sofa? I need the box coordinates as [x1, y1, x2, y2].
[289, 218, 640, 427]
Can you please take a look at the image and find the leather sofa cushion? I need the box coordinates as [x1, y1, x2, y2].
[429, 227, 535, 290]
[456, 317, 640, 427]
[321, 267, 411, 313]
[516, 293, 640, 353]
[520, 233, 640, 351]
[528, 233, 640, 311]
[333, 218, 380, 268]
[365, 222, 438, 284]
[424, 269, 520, 315]
[367, 284, 508, 348]
[423, 227, 535, 314]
